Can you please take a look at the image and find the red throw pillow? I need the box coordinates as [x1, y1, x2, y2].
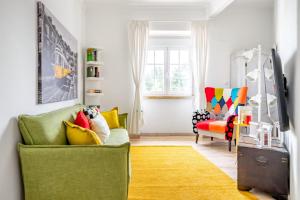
[74, 111, 90, 129]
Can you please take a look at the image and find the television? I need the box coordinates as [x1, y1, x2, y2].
[271, 48, 289, 131]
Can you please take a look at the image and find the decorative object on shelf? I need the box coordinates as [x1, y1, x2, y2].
[257, 122, 273, 148]
[86, 48, 104, 64]
[87, 89, 102, 94]
[87, 66, 94, 77]
[249, 120, 279, 149]
[249, 121, 259, 138]
[272, 121, 284, 145]
[238, 106, 252, 125]
[87, 48, 97, 62]
[86, 66, 100, 78]
[37, 1, 78, 104]
[89, 105, 101, 109]
[95, 67, 100, 77]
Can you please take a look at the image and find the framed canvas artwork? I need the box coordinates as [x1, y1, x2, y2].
[37, 1, 78, 104]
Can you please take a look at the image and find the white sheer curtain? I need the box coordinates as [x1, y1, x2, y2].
[191, 21, 209, 111]
[128, 21, 149, 136]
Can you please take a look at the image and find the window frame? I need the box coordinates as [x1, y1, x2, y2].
[144, 47, 167, 96]
[143, 45, 193, 98]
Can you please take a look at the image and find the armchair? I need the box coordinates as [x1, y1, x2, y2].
[192, 87, 248, 151]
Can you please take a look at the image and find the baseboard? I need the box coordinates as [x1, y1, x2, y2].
[129, 134, 141, 139]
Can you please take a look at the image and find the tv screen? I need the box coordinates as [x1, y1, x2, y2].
[271, 49, 289, 131]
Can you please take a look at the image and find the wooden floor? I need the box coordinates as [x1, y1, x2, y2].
[131, 135, 274, 200]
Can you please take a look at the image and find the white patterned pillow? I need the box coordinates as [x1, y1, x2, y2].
[89, 113, 110, 143]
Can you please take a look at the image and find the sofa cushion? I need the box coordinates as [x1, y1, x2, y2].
[209, 120, 227, 133]
[18, 105, 84, 145]
[74, 111, 90, 129]
[64, 121, 102, 145]
[89, 113, 111, 143]
[104, 128, 129, 145]
[196, 120, 227, 134]
[196, 119, 214, 131]
[101, 107, 120, 129]
[118, 113, 128, 129]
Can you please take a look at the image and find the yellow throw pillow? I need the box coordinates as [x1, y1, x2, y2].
[101, 107, 120, 129]
[64, 121, 102, 145]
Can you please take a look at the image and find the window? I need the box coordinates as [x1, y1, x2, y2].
[144, 49, 165, 94]
[144, 47, 192, 96]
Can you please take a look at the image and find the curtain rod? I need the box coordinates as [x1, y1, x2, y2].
[150, 20, 208, 23]
[150, 20, 191, 23]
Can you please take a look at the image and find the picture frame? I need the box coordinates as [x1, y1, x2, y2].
[37, 1, 78, 104]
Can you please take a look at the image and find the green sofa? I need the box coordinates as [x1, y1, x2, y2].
[18, 104, 130, 200]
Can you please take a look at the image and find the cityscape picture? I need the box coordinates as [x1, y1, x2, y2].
[37, 1, 78, 104]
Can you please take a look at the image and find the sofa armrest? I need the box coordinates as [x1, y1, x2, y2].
[18, 143, 130, 200]
[225, 115, 236, 141]
[118, 113, 128, 129]
[192, 110, 210, 134]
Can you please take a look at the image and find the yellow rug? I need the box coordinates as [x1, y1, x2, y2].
[128, 146, 256, 200]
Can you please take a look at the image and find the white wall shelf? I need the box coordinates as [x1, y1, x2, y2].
[86, 61, 103, 66]
[84, 48, 104, 106]
[86, 77, 104, 81]
[86, 92, 104, 97]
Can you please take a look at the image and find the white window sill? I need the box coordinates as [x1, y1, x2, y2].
[144, 95, 193, 100]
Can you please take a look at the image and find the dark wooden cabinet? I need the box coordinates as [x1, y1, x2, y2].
[237, 138, 289, 200]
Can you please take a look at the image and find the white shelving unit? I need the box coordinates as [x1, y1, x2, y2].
[86, 92, 104, 97]
[84, 48, 104, 108]
[86, 61, 103, 66]
[86, 77, 104, 81]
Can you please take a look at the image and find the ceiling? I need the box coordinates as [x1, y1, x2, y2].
[234, 0, 274, 8]
[127, 0, 274, 7]
[85, 0, 274, 18]
[128, 0, 211, 5]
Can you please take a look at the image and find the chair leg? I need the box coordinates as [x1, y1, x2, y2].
[211, 137, 214, 141]
[195, 134, 199, 144]
[228, 140, 232, 152]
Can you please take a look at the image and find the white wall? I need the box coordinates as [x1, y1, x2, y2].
[85, 1, 274, 134]
[0, 0, 85, 199]
[84, 3, 134, 115]
[85, 2, 206, 134]
[207, 2, 274, 87]
[274, 0, 299, 199]
[142, 99, 194, 134]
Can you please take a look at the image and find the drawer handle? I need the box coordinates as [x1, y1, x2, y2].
[256, 156, 268, 165]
